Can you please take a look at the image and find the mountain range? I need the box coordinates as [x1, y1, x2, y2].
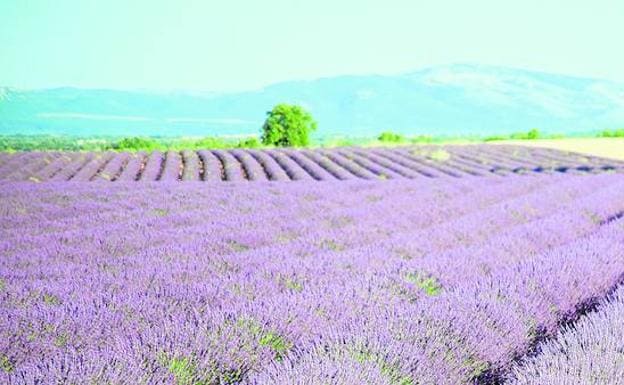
[1, 64, 623, 138]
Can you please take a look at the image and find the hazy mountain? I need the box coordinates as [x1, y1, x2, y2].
[1, 64, 623, 138]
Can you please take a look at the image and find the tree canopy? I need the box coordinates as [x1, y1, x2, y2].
[261, 104, 317, 147]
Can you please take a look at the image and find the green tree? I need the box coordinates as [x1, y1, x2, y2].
[261, 104, 317, 147]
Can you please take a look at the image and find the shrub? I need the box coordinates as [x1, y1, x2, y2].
[111, 137, 161, 151]
[187, 137, 231, 149]
[525, 128, 540, 140]
[511, 129, 541, 140]
[378, 131, 405, 143]
[236, 137, 261, 148]
[598, 129, 624, 138]
[483, 135, 506, 142]
[261, 104, 317, 147]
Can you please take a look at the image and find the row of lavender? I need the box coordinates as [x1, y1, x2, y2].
[509, 285, 624, 385]
[0, 145, 622, 182]
[1, 174, 624, 384]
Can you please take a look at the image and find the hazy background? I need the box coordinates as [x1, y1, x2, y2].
[1, 0, 623, 138]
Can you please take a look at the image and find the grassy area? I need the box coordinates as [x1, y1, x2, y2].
[0, 133, 468, 152]
[0, 128, 621, 152]
[0, 135, 261, 152]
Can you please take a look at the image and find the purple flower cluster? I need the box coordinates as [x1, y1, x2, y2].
[1, 171, 623, 384]
[509, 286, 624, 385]
[1, 145, 621, 182]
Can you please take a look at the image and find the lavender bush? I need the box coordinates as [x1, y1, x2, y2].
[1, 171, 624, 384]
[509, 286, 624, 385]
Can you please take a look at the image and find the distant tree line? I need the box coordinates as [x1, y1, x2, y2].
[1, 103, 622, 152]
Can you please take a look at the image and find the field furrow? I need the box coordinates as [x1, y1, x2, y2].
[231, 149, 269, 181]
[247, 150, 291, 181]
[1, 145, 621, 183]
[280, 149, 337, 180]
[212, 149, 246, 181]
[197, 150, 223, 181]
[70, 152, 115, 181]
[181, 150, 201, 181]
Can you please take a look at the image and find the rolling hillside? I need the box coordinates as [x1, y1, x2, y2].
[1, 64, 623, 138]
[2, 145, 622, 183]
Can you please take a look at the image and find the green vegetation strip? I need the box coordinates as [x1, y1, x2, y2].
[0, 128, 622, 152]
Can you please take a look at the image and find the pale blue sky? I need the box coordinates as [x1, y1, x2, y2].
[1, 0, 623, 91]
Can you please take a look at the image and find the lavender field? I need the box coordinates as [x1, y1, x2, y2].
[1, 146, 624, 384]
[1, 145, 623, 182]
[510, 285, 624, 385]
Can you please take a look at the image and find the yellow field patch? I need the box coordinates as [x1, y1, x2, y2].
[491, 138, 624, 161]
